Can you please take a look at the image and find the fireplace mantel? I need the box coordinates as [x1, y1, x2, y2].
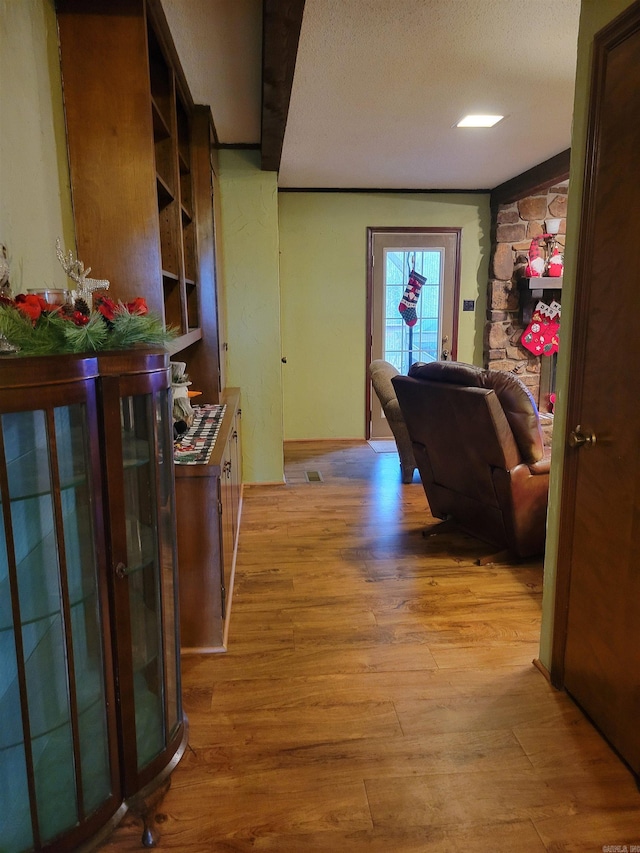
[520, 276, 563, 290]
[519, 276, 563, 323]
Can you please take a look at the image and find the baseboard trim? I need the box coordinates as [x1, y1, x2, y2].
[532, 657, 553, 684]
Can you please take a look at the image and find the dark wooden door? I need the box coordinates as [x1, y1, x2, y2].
[553, 3, 640, 774]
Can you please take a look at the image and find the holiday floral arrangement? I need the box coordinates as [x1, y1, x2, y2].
[0, 292, 175, 356]
[0, 240, 177, 356]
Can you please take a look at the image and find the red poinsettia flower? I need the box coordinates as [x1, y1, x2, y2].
[15, 293, 49, 322]
[94, 295, 117, 321]
[126, 297, 148, 315]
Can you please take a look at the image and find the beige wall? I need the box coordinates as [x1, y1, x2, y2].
[217, 149, 284, 484]
[0, 0, 74, 293]
[278, 192, 491, 441]
[538, 0, 636, 669]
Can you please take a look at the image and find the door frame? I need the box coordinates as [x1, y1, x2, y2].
[550, 3, 640, 688]
[365, 226, 461, 439]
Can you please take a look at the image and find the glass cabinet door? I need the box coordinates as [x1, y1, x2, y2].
[0, 401, 114, 852]
[119, 386, 181, 774]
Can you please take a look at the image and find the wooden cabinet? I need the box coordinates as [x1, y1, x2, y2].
[175, 390, 242, 652]
[56, 0, 221, 398]
[0, 351, 186, 852]
[219, 403, 242, 622]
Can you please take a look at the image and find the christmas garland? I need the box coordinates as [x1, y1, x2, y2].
[0, 293, 176, 356]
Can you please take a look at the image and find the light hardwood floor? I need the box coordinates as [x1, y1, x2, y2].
[102, 441, 640, 852]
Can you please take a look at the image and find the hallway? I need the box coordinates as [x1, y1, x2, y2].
[101, 441, 640, 852]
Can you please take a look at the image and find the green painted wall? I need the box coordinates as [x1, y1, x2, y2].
[538, 0, 636, 670]
[278, 192, 490, 440]
[217, 149, 284, 483]
[0, 0, 74, 292]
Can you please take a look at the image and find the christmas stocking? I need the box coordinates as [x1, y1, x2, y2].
[521, 300, 560, 357]
[398, 269, 426, 327]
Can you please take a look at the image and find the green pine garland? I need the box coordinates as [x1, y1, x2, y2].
[108, 309, 173, 349]
[0, 301, 177, 357]
[61, 311, 110, 352]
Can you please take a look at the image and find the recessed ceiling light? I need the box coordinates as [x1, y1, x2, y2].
[456, 115, 504, 128]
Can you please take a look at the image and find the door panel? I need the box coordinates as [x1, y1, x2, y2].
[368, 229, 460, 438]
[554, 6, 640, 773]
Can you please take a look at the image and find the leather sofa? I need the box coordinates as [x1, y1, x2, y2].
[392, 361, 551, 558]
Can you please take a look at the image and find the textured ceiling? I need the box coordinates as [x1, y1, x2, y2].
[161, 0, 581, 190]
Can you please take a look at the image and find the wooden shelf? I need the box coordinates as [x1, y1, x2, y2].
[156, 173, 174, 206]
[151, 98, 171, 140]
[178, 149, 190, 173]
[167, 327, 203, 355]
[519, 277, 563, 324]
[521, 276, 563, 290]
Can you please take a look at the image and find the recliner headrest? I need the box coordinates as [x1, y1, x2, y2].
[407, 361, 544, 464]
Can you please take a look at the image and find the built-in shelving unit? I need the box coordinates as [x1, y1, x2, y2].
[147, 19, 199, 339]
[57, 0, 221, 389]
[57, 0, 240, 690]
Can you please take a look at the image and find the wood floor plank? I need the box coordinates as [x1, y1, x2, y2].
[394, 685, 577, 736]
[98, 441, 639, 851]
[185, 697, 403, 750]
[172, 727, 535, 791]
[533, 809, 640, 853]
[363, 768, 573, 830]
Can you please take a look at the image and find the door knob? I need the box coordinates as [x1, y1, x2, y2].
[568, 425, 596, 448]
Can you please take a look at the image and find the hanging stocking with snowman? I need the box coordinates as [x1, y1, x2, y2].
[398, 269, 426, 327]
[521, 300, 561, 357]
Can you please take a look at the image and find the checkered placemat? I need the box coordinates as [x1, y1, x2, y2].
[174, 404, 226, 465]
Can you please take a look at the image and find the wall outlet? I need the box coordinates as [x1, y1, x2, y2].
[463, 299, 475, 311]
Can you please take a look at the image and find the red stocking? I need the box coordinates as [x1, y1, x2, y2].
[398, 270, 426, 327]
[521, 301, 560, 356]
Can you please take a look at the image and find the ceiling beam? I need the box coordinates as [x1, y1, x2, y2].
[491, 148, 571, 207]
[261, 0, 305, 172]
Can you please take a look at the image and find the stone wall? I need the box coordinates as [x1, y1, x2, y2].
[485, 182, 568, 405]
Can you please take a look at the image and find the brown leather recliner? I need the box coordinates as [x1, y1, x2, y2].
[369, 360, 417, 483]
[391, 361, 551, 558]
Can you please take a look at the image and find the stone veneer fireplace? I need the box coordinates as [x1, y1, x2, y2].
[485, 181, 568, 413]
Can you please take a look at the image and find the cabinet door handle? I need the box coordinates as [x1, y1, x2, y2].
[115, 562, 131, 579]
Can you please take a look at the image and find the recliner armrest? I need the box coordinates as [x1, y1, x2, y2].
[528, 457, 551, 476]
[384, 398, 405, 425]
